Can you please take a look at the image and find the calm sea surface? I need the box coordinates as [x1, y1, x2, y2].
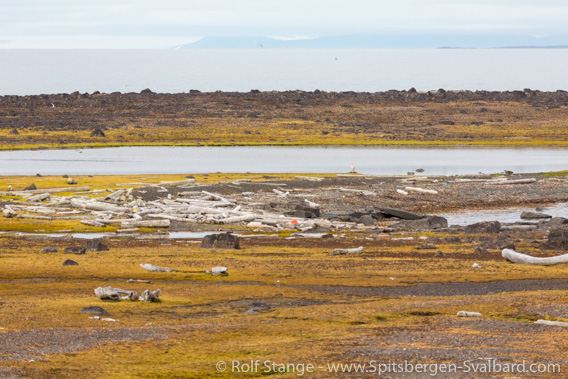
[0, 146, 565, 175]
[1, 49, 568, 95]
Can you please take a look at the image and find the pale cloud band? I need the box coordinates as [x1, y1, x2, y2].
[1, 0, 567, 48]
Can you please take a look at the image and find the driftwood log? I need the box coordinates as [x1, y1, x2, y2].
[502, 248, 568, 266]
[94, 286, 138, 301]
[140, 263, 174, 272]
[329, 246, 364, 255]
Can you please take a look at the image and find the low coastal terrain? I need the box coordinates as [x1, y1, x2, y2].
[1, 89, 568, 149]
[1, 90, 567, 377]
[1, 170, 567, 377]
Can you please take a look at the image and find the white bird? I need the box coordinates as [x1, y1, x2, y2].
[51, 103, 55, 108]
[350, 164, 356, 173]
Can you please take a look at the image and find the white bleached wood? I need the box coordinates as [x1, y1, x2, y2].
[502, 248, 568, 266]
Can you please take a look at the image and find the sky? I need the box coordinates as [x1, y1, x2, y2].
[1, 0, 567, 48]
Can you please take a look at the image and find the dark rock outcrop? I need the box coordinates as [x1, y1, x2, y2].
[395, 216, 448, 230]
[85, 239, 109, 251]
[23, 183, 37, 191]
[540, 229, 568, 250]
[464, 221, 501, 234]
[200, 233, 240, 249]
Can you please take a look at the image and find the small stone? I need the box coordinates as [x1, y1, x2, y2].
[418, 243, 437, 250]
[359, 215, 375, 226]
[64, 246, 86, 255]
[41, 246, 58, 253]
[67, 178, 77, 185]
[8, 128, 19, 135]
[434, 251, 446, 257]
[474, 246, 489, 254]
[472, 263, 481, 268]
[62, 259, 79, 266]
[90, 128, 106, 137]
[79, 306, 109, 316]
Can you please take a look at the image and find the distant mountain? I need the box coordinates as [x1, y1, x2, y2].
[173, 35, 568, 49]
[495, 45, 568, 49]
[174, 35, 427, 49]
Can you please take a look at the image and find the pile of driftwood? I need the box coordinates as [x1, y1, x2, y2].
[0, 182, 363, 232]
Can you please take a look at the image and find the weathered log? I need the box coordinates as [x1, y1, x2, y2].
[336, 188, 376, 196]
[16, 214, 52, 220]
[140, 263, 174, 272]
[80, 220, 107, 227]
[26, 193, 51, 202]
[70, 199, 129, 213]
[457, 311, 482, 317]
[138, 289, 161, 302]
[9, 186, 90, 195]
[378, 207, 424, 220]
[502, 248, 568, 266]
[329, 246, 364, 255]
[404, 186, 438, 195]
[94, 286, 138, 301]
[534, 319, 568, 327]
[121, 219, 170, 228]
[159, 179, 195, 187]
[490, 178, 537, 185]
[215, 214, 256, 224]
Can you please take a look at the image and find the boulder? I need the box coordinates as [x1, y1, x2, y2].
[200, 233, 240, 249]
[359, 215, 375, 226]
[378, 207, 424, 220]
[8, 128, 19, 135]
[90, 128, 106, 137]
[79, 306, 109, 316]
[521, 211, 552, 219]
[85, 239, 109, 251]
[540, 229, 568, 250]
[464, 221, 501, 234]
[41, 246, 58, 253]
[474, 246, 490, 255]
[395, 216, 448, 230]
[62, 259, 79, 266]
[3, 208, 17, 218]
[23, 183, 37, 191]
[64, 246, 86, 255]
[444, 236, 461, 243]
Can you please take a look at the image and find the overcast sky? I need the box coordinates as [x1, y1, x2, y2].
[1, 0, 567, 48]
